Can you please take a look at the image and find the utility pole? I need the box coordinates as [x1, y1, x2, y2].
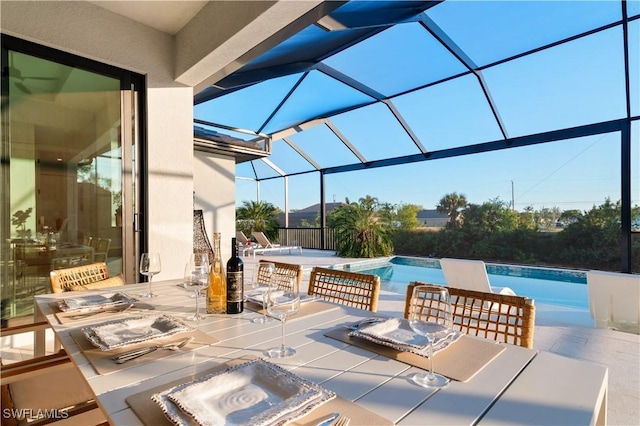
[511, 180, 515, 211]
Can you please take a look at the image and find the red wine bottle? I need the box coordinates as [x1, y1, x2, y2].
[226, 237, 244, 314]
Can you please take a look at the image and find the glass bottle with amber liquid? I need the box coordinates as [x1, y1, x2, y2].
[207, 232, 226, 314]
[226, 237, 244, 314]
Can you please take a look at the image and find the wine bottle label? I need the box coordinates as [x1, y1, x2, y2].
[226, 271, 243, 303]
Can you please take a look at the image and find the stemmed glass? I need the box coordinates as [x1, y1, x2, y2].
[265, 277, 299, 358]
[407, 285, 453, 388]
[139, 252, 161, 298]
[252, 262, 275, 324]
[185, 252, 209, 321]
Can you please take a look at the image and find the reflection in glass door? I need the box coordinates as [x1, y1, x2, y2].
[1, 43, 139, 321]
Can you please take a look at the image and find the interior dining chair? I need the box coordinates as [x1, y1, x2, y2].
[1, 323, 108, 426]
[308, 266, 380, 312]
[255, 260, 303, 291]
[404, 281, 536, 348]
[89, 237, 100, 251]
[49, 262, 124, 293]
[93, 238, 111, 263]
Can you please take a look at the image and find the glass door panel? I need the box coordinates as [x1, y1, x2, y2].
[1, 49, 128, 321]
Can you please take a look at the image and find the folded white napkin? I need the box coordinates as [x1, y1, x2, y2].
[350, 317, 462, 357]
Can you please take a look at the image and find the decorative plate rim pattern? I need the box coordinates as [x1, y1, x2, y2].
[57, 292, 137, 312]
[350, 317, 462, 356]
[81, 314, 193, 351]
[152, 359, 335, 426]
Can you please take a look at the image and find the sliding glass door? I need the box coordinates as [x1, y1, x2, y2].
[1, 37, 143, 321]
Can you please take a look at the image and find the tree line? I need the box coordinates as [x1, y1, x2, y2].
[236, 194, 640, 272]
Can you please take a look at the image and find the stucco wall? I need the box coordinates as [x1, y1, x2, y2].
[194, 151, 236, 264]
[1, 1, 194, 279]
[1, 0, 324, 280]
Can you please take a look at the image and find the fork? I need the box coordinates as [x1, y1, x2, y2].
[112, 336, 194, 363]
[334, 415, 350, 426]
[344, 317, 384, 331]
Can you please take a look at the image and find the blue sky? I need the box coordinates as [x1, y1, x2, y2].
[196, 1, 640, 213]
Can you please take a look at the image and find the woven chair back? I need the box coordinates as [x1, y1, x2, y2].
[404, 282, 535, 348]
[308, 267, 380, 312]
[193, 210, 214, 266]
[255, 260, 303, 291]
[49, 262, 110, 293]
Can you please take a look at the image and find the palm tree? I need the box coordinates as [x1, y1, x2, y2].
[437, 192, 468, 228]
[359, 195, 379, 211]
[235, 200, 280, 240]
[328, 197, 393, 258]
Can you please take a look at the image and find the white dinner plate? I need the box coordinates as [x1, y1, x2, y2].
[81, 314, 193, 350]
[57, 292, 137, 312]
[351, 317, 462, 355]
[152, 359, 335, 426]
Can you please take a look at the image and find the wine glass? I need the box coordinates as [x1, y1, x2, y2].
[407, 285, 453, 388]
[185, 252, 209, 321]
[183, 262, 195, 297]
[139, 252, 161, 298]
[252, 262, 275, 324]
[265, 277, 299, 358]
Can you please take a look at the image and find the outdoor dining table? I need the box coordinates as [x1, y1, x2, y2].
[33, 278, 608, 425]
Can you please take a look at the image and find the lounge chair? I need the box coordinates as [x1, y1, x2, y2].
[236, 231, 254, 256]
[587, 270, 640, 334]
[439, 258, 515, 295]
[250, 231, 302, 258]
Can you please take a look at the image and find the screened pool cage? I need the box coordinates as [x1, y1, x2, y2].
[192, 0, 639, 272]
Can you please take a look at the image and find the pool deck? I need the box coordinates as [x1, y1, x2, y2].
[1, 250, 637, 425]
[245, 250, 639, 426]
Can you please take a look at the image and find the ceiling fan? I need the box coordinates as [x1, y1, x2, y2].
[2, 55, 58, 94]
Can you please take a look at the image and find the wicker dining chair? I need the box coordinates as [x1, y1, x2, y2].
[255, 260, 304, 291]
[49, 262, 124, 293]
[1, 323, 108, 426]
[404, 281, 536, 348]
[308, 266, 380, 312]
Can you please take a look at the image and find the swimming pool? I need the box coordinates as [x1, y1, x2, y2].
[337, 256, 589, 310]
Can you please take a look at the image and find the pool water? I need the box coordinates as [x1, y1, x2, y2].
[343, 256, 589, 310]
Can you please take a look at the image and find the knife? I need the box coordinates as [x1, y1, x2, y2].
[315, 412, 339, 426]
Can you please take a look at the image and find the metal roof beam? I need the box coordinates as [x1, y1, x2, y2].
[325, 120, 367, 164]
[193, 118, 268, 139]
[316, 63, 385, 100]
[260, 157, 286, 176]
[257, 72, 308, 134]
[418, 13, 509, 140]
[320, 118, 627, 175]
[282, 136, 322, 170]
[271, 118, 326, 140]
[382, 99, 427, 154]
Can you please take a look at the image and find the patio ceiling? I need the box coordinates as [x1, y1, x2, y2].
[194, 0, 639, 182]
